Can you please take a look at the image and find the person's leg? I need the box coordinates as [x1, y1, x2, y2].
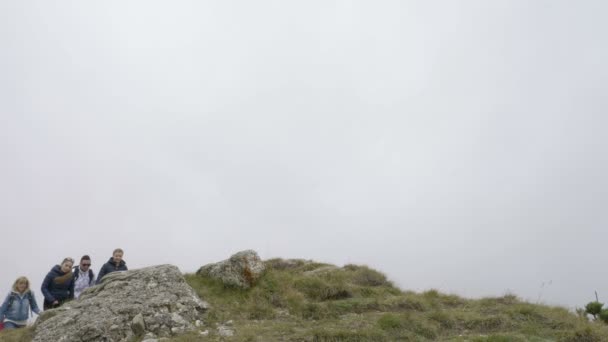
[3, 321, 20, 330]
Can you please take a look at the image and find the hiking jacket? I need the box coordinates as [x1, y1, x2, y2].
[0, 290, 41, 322]
[41, 265, 74, 303]
[96, 257, 128, 284]
[72, 266, 96, 299]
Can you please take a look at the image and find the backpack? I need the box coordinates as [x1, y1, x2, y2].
[73, 266, 95, 285]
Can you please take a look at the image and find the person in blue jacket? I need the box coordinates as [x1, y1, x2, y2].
[0, 276, 41, 329]
[97, 248, 128, 284]
[41, 257, 74, 310]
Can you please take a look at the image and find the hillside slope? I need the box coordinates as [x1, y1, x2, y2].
[173, 259, 608, 341]
[1, 258, 606, 341]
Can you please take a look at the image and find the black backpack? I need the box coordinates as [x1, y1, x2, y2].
[73, 266, 95, 285]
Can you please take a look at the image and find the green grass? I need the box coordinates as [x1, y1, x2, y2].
[3, 259, 608, 341]
[176, 258, 608, 341]
[0, 327, 34, 342]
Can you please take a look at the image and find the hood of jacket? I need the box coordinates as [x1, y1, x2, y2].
[50, 264, 68, 277]
[10, 290, 31, 297]
[106, 257, 126, 267]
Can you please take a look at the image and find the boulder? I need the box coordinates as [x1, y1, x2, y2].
[33, 265, 209, 342]
[197, 250, 265, 289]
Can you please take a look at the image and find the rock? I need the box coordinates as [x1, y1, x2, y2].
[218, 325, 235, 337]
[171, 326, 185, 334]
[33, 265, 209, 342]
[143, 332, 157, 340]
[131, 313, 146, 336]
[197, 250, 265, 288]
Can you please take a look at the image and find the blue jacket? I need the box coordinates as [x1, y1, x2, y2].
[96, 257, 127, 284]
[0, 291, 41, 322]
[41, 265, 74, 303]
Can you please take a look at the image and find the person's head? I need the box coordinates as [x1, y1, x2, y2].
[61, 257, 74, 273]
[112, 248, 124, 264]
[12, 276, 30, 293]
[80, 255, 92, 271]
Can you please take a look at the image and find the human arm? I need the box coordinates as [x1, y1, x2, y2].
[96, 264, 107, 285]
[69, 272, 76, 299]
[68, 278, 75, 300]
[29, 292, 41, 315]
[0, 293, 10, 320]
[40, 271, 56, 303]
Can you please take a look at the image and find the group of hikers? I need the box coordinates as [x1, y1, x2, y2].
[0, 248, 128, 331]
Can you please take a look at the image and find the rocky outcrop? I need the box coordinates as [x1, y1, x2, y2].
[197, 250, 265, 289]
[33, 265, 208, 342]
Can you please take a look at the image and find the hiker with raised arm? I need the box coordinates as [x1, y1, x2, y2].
[0, 277, 41, 330]
[97, 248, 128, 284]
[41, 257, 75, 310]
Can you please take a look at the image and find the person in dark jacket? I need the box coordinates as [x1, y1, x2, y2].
[41, 257, 74, 310]
[0, 276, 41, 329]
[97, 248, 128, 284]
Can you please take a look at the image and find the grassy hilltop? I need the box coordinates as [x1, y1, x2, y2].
[2, 259, 607, 341]
[175, 259, 608, 341]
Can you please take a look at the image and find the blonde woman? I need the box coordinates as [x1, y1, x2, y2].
[41, 257, 74, 310]
[0, 277, 41, 329]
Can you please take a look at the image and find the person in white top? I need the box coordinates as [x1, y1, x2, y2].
[72, 255, 96, 299]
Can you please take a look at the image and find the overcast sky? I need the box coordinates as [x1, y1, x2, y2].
[1, 1, 606, 310]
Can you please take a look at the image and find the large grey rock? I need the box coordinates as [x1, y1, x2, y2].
[197, 250, 265, 289]
[33, 264, 209, 342]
